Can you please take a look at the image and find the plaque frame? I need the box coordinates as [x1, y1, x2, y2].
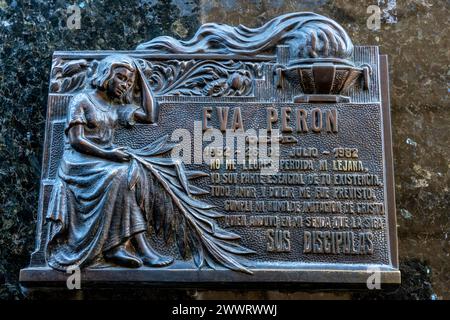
[20, 13, 400, 288]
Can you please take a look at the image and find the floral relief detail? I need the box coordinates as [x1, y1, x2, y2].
[50, 58, 95, 93]
[138, 59, 261, 97]
[50, 58, 262, 97]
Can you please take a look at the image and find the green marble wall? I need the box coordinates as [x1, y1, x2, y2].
[0, 0, 448, 299]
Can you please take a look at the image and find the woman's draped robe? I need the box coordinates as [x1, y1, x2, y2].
[46, 92, 145, 271]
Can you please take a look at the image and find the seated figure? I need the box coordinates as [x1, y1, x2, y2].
[46, 54, 173, 270]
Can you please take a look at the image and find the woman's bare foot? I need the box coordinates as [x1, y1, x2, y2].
[132, 233, 174, 267]
[104, 244, 143, 268]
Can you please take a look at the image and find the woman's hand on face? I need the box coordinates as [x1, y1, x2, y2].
[107, 146, 131, 162]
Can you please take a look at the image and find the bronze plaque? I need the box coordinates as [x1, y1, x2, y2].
[20, 12, 400, 287]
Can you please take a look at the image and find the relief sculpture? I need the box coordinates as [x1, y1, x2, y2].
[46, 54, 253, 273]
[20, 12, 400, 286]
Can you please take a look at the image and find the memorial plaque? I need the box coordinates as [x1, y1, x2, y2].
[20, 12, 400, 287]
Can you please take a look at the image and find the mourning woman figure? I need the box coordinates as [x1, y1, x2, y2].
[46, 54, 173, 270]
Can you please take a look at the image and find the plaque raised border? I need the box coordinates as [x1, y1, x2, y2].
[20, 12, 400, 288]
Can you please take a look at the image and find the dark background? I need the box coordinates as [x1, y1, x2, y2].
[0, 0, 448, 299]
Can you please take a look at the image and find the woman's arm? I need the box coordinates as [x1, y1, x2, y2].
[133, 67, 157, 124]
[68, 125, 130, 162]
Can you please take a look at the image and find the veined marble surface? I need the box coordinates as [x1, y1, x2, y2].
[0, 0, 448, 299]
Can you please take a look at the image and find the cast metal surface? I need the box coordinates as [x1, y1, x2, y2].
[20, 12, 400, 287]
